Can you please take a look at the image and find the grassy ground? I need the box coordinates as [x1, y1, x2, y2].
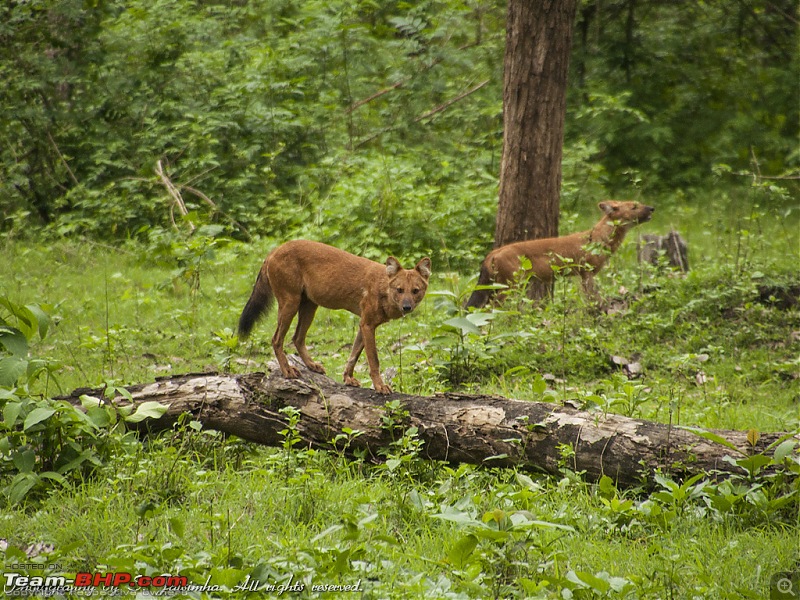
[0, 190, 798, 598]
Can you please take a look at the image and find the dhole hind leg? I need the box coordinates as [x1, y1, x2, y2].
[292, 297, 326, 374]
[343, 328, 364, 388]
[271, 296, 302, 379]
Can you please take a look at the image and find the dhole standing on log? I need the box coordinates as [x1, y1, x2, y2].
[466, 200, 654, 308]
[238, 240, 431, 394]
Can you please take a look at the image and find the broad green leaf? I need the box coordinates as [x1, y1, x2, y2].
[447, 534, 478, 567]
[25, 304, 51, 340]
[124, 401, 169, 423]
[654, 474, 678, 492]
[2, 543, 27, 562]
[427, 290, 459, 299]
[465, 311, 496, 327]
[39, 471, 67, 485]
[679, 426, 742, 453]
[86, 406, 110, 428]
[80, 394, 103, 408]
[515, 472, 541, 491]
[311, 524, 344, 543]
[196, 224, 225, 238]
[385, 458, 401, 472]
[12, 448, 35, 473]
[472, 283, 509, 291]
[136, 500, 158, 518]
[0, 327, 28, 357]
[736, 454, 772, 476]
[7, 472, 39, 503]
[432, 506, 479, 526]
[567, 570, 611, 593]
[0, 357, 27, 387]
[598, 475, 616, 499]
[773, 440, 796, 463]
[56, 449, 97, 474]
[514, 518, 576, 532]
[23, 407, 56, 430]
[442, 316, 481, 335]
[0, 299, 36, 339]
[169, 516, 186, 537]
[3, 401, 23, 428]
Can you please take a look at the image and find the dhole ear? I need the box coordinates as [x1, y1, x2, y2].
[598, 201, 616, 215]
[415, 257, 432, 280]
[385, 256, 402, 277]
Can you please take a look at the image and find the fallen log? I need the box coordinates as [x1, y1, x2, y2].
[62, 362, 793, 488]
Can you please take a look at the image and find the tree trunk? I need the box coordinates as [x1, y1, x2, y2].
[62, 363, 792, 489]
[495, 0, 578, 299]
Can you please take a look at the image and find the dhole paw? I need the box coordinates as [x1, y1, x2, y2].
[306, 361, 326, 374]
[282, 365, 302, 379]
[374, 383, 392, 394]
[343, 375, 361, 388]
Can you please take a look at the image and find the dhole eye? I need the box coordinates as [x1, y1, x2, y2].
[397, 287, 404, 294]
[412, 288, 420, 294]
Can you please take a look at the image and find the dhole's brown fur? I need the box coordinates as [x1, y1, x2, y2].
[466, 201, 654, 308]
[238, 240, 431, 394]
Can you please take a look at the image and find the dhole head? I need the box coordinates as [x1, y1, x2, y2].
[598, 200, 655, 224]
[386, 257, 432, 314]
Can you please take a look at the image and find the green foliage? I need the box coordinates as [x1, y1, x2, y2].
[1, 0, 796, 268]
[0, 0, 505, 261]
[0, 295, 173, 504]
[0, 297, 55, 389]
[570, 0, 799, 188]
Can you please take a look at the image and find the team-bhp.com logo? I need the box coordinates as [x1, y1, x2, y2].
[5, 572, 193, 595]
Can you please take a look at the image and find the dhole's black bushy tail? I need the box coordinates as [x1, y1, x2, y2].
[465, 263, 493, 309]
[238, 270, 275, 339]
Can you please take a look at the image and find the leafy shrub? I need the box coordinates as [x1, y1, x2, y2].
[0, 296, 167, 504]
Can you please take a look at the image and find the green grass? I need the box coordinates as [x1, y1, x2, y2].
[1, 191, 798, 598]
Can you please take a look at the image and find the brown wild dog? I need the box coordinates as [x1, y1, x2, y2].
[465, 200, 654, 308]
[238, 240, 431, 394]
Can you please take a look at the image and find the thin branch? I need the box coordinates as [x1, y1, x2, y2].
[346, 78, 410, 114]
[46, 131, 78, 185]
[354, 79, 490, 149]
[181, 185, 253, 241]
[346, 40, 483, 114]
[414, 79, 490, 122]
[749, 146, 762, 183]
[354, 125, 397, 149]
[730, 173, 800, 180]
[155, 160, 195, 233]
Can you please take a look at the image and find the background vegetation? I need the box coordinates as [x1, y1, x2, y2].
[0, 0, 798, 598]
[1, 0, 797, 264]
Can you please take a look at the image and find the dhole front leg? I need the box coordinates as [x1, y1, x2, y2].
[361, 322, 391, 394]
[343, 322, 391, 394]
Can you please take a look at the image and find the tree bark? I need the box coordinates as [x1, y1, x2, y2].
[495, 0, 578, 299]
[63, 363, 792, 489]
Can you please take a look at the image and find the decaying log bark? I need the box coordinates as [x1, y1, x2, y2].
[62, 362, 793, 488]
